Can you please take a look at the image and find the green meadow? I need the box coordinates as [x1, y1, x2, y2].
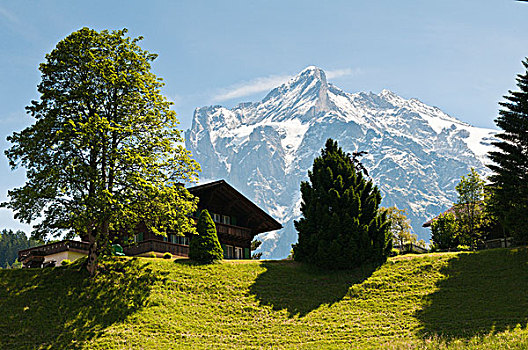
[1, 247, 527, 349]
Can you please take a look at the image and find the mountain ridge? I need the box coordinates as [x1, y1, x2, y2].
[186, 66, 497, 258]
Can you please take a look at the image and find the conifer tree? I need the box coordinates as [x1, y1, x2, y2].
[293, 139, 391, 269]
[189, 210, 223, 263]
[488, 58, 528, 244]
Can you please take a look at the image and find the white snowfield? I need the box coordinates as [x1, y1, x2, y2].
[186, 66, 498, 259]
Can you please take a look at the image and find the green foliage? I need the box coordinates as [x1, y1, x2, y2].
[456, 245, 471, 251]
[431, 212, 459, 251]
[148, 253, 157, 258]
[251, 239, 262, 259]
[2, 28, 200, 274]
[381, 206, 416, 251]
[189, 210, 223, 263]
[163, 252, 172, 259]
[61, 259, 71, 266]
[1, 250, 528, 348]
[294, 139, 391, 269]
[0, 229, 41, 268]
[488, 58, 528, 244]
[454, 168, 487, 247]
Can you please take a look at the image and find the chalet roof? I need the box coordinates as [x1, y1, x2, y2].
[187, 180, 282, 235]
[422, 202, 485, 227]
[422, 206, 457, 227]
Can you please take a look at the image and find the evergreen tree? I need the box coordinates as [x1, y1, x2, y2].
[488, 58, 528, 244]
[189, 210, 223, 263]
[0, 229, 41, 268]
[293, 139, 391, 269]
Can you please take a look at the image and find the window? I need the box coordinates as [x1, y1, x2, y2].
[213, 213, 221, 223]
[222, 215, 231, 225]
[134, 232, 144, 243]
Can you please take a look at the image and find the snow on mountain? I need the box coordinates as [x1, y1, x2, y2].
[185, 66, 498, 259]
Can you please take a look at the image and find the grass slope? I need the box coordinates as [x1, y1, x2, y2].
[1, 248, 527, 349]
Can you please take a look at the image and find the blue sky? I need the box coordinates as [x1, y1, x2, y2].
[1, 0, 528, 232]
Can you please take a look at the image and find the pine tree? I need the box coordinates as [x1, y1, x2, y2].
[293, 139, 391, 269]
[189, 210, 223, 263]
[488, 58, 528, 244]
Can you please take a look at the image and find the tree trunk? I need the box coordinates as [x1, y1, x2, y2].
[86, 231, 98, 276]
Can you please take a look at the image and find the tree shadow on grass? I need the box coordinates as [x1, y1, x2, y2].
[249, 260, 379, 317]
[416, 247, 528, 340]
[0, 257, 158, 349]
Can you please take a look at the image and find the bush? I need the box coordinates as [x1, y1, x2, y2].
[163, 252, 172, 259]
[189, 209, 223, 263]
[390, 248, 400, 257]
[148, 252, 157, 258]
[61, 259, 71, 266]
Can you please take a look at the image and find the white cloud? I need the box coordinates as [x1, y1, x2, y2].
[0, 6, 19, 24]
[212, 74, 292, 102]
[326, 67, 362, 79]
[211, 67, 361, 103]
[0, 5, 41, 44]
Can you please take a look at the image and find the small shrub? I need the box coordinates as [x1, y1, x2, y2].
[148, 252, 157, 258]
[163, 252, 172, 259]
[390, 248, 399, 257]
[189, 209, 223, 263]
[61, 259, 71, 266]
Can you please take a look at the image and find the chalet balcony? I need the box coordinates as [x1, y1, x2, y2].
[123, 239, 189, 257]
[214, 222, 252, 240]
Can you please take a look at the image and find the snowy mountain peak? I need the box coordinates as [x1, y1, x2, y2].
[296, 65, 328, 84]
[186, 67, 498, 259]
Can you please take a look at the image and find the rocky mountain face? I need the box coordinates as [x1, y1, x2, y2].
[185, 66, 497, 259]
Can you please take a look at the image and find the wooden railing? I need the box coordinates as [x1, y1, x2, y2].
[215, 223, 252, 240]
[18, 240, 90, 262]
[123, 239, 189, 257]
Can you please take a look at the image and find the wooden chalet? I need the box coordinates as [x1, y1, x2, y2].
[18, 180, 282, 267]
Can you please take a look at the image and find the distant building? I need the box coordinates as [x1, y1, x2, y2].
[18, 180, 282, 267]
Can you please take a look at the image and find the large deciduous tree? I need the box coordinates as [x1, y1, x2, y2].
[293, 139, 391, 269]
[381, 206, 416, 252]
[488, 58, 528, 244]
[3, 28, 200, 275]
[454, 168, 486, 248]
[430, 212, 459, 251]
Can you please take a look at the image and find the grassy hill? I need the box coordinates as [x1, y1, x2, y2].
[1, 248, 527, 349]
